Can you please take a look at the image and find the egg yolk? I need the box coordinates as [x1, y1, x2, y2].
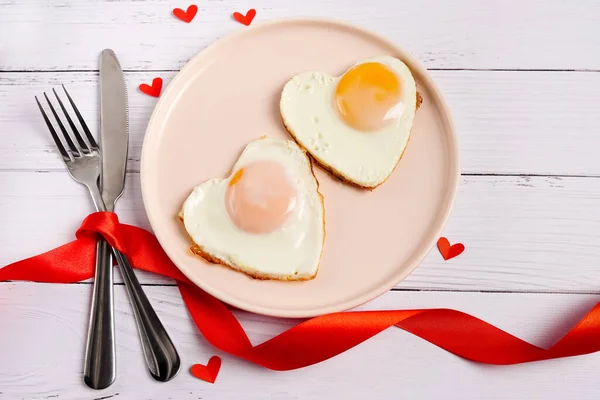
[334, 62, 402, 132]
[225, 160, 298, 234]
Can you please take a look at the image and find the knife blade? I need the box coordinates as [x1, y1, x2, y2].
[97, 49, 181, 382]
[100, 49, 128, 209]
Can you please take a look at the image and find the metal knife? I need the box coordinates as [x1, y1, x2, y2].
[98, 49, 181, 382]
[82, 49, 123, 389]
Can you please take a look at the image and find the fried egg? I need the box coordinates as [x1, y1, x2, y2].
[280, 56, 418, 189]
[179, 137, 325, 281]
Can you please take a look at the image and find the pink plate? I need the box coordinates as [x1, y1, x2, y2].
[140, 18, 460, 318]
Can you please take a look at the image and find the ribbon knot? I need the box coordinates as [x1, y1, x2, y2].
[1, 212, 600, 370]
[76, 211, 127, 253]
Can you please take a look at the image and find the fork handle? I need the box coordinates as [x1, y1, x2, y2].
[83, 238, 116, 389]
[112, 249, 181, 381]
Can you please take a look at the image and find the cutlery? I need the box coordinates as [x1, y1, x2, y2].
[98, 49, 180, 382]
[35, 83, 180, 388]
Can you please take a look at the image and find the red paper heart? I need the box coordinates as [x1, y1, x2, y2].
[173, 5, 198, 23]
[190, 356, 222, 383]
[233, 9, 256, 26]
[437, 237, 465, 260]
[139, 78, 163, 98]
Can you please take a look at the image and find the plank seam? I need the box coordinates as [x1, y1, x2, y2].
[2, 68, 600, 74]
[4, 169, 600, 179]
[1, 281, 599, 296]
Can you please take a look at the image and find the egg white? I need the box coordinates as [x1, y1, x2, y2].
[180, 137, 324, 280]
[280, 56, 417, 188]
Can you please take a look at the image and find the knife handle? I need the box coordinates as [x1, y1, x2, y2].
[112, 249, 181, 382]
[83, 238, 116, 389]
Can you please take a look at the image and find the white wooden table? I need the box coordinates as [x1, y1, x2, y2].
[1, 1, 600, 399]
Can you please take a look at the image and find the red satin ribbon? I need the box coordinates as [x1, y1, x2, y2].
[2, 211, 600, 369]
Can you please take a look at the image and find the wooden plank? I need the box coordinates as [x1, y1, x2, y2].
[3, 171, 600, 293]
[0, 284, 598, 399]
[407, 174, 600, 292]
[1, 0, 599, 71]
[2, 70, 600, 175]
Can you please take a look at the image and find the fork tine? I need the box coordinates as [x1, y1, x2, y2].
[43, 92, 81, 157]
[62, 85, 99, 150]
[53, 88, 90, 153]
[35, 96, 71, 162]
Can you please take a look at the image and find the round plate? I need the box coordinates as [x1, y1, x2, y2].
[141, 18, 459, 318]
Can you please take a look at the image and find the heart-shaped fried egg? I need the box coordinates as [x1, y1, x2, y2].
[180, 138, 325, 281]
[280, 56, 418, 189]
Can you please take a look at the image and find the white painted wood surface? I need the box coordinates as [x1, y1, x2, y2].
[2, 1, 600, 399]
[2, 284, 600, 400]
[2, 0, 600, 71]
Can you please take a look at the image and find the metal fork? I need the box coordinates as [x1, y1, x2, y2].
[36, 87, 181, 388]
[36, 88, 116, 389]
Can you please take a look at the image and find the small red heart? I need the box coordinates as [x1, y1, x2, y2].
[190, 356, 221, 384]
[173, 5, 198, 23]
[139, 77, 163, 98]
[437, 237, 465, 261]
[233, 9, 256, 26]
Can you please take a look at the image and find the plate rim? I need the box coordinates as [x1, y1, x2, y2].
[140, 17, 460, 318]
